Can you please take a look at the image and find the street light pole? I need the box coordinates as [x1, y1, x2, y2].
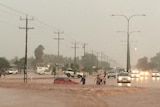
[112, 14, 145, 72]
[118, 30, 140, 70]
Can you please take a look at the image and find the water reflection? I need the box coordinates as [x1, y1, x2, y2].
[152, 77, 160, 81]
[139, 76, 149, 80]
[131, 78, 139, 81]
[118, 83, 131, 87]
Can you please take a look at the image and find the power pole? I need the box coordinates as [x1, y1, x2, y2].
[100, 52, 103, 68]
[72, 41, 79, 72]
[54, 30, 64, 69]
[91, 50, 94, 72]
[82, 43, 87, 56]
[103, 54, 107, 71]
[19, 15, 34, 83]
[96, 52, 99, 69]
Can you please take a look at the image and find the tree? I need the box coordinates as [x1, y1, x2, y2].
[136, 57, 148, 70]
[150, 52, 160, 69]
[34, 45, 44, 63]
[147, 62, 157, 70]
[100, 61, 110, 71]
[10, 56, 19, 65]
[0, 57, 10, 69]
[15, 57, 25, 73]
[43, 54, 57, 64]
[81, 53, 98, 73]
[28, 57, 36, 69]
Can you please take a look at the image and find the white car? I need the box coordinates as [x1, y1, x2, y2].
[140, 70, 149, 76]
[117, 72, 131, 83]
[36, 66, 51, 75]
[130, 70, 140, 78]
[6, 68, 18, 74]
[63, 68, 84, 78]
[107, 70, 116, 78]
[63, 68, 75, 77]
[152, 70, 160, 77]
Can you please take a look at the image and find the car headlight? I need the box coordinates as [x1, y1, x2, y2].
[145, 72, 149, 75]
[128, 77, 131, 80]
[118, 77, 122, 80]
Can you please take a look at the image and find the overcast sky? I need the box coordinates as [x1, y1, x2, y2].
[0, 0, 160, 68]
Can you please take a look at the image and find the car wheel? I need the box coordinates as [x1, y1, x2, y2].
[66, 73, 71, 77]
[77, 75, 82, 78]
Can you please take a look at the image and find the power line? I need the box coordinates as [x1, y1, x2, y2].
[35, 19, 57, 30]
[0, 3, 27, 16]
[0, 3, 57, 30]
[0, 7, 20, 17]
[0, 2, 102, 63]
[19, 15, 34, 83]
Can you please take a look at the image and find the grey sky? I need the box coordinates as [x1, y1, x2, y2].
[0, 0, 160, 68]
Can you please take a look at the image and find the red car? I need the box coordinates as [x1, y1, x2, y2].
[53, 77, 79, 84]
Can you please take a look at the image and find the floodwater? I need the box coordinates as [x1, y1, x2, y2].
[0, 88, 64, 107]
[0, 73, 160, 107]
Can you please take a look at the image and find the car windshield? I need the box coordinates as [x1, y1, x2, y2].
[131, 72, 139, 74]
[108, 71, 115, 73]
[152, 70, 159, 73]
[64, 78, 71, 81]
[119, 73, 129, 76]
[56, 78, 71, 81]
[8, 68, 17, 71]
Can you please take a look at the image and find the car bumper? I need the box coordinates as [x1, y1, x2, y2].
[117, 79, 131, 83]
[131, 74, 140, 78]
[152, 75, 160, 77]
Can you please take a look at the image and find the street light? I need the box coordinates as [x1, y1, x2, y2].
[112, 14, 145, 72]
[118, 30, 140, 68]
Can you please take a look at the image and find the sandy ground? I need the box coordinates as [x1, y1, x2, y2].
[0, 74, 159, 107]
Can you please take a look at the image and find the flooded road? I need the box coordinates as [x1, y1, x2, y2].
[0, 73, 160, 107]
[0, 88, 64, 107]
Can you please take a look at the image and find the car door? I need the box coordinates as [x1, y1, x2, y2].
[63, 78, 73, 84]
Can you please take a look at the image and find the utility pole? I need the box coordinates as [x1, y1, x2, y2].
[82, 43, 87, 56]
[106, 56, 109, 63]
[72, 41, 79, 72]
[100, 52, 103, 67]
[91, 50, 94, 72]
[54, 30, 64, 70]
[103, 54, 106, 62]
[19, 15, 34, 83]
[96, 52, 99, 69]
[103, 54, 107, 71]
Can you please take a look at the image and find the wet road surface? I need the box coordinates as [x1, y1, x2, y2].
[0, 73, 160, 107]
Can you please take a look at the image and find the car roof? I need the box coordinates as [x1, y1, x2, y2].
[119, 72, 129, 74]
[118, 72, 129, 75]
[152, 70, 159, 72]
[108, 71, 116, 73]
